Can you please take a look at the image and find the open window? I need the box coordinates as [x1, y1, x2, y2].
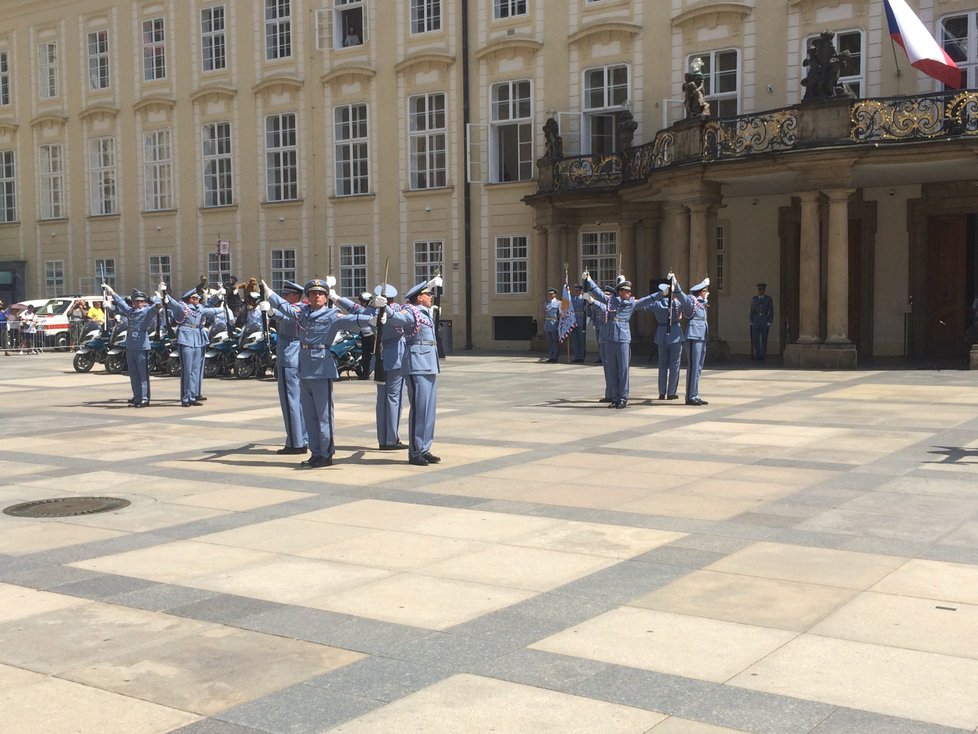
[317, 0, 368, 51]
[582, 65, 628, 155]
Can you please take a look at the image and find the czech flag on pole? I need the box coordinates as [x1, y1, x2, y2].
[884, 0, 961, 88]
[557, 276, 577, 343]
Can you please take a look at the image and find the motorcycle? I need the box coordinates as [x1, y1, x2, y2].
[105, 326, 128, 373]
[72, 322, 110, 373]
[148, 332, 173, 375]
[204, 324, 239, 378]
[234, 327, 277, 379]
[331, 330, 367, 379]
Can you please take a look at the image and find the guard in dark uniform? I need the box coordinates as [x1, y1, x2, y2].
[269, 280, 307, 454]
[570, 284, 587, 362]
[749, 282, 775, 360]
[104, 285, 162, 407]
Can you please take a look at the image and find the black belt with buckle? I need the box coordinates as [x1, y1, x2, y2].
[301, 343, 327, 350]
[410, 339, 436, 346]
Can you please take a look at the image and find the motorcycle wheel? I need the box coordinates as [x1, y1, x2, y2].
[204, 357, 220, 379]
[167, 355, 181, 377]
[234, 355, 255, 379]
[73, 352, 95, 373]
[148, 351, 165, 375]
[353, 359, 369, 379]
[106, 353, 126, 374]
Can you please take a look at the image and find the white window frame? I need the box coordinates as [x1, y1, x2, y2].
[0, 51, 9, 106]
[490, 79, 532, 183]
[803, 30, 863, 98]
[142, 17, 166, 81]
[265, 112, 298, 202]
[39, 143, 64, 220]
[494, 0, 527, 20]
[495, 235, 528, 294]
[339, 244, 367, 295]
[94, 258, 116, 289]
[0, 150, 15, 223]
[334, 103, 369, 196]
[270, 248, 296, 292]
[45, 259, 65, 297]
[941, 11, 978, 89]
[580, 231, 618, 286]
[409, 92, 447, 190]
[689, 49, 739, 118]
[149, 254, 171, 287]
[89, 137, 116, 216]
[413, 240, 443, 284]
[265, 0, 292, 60]
[38, 41, 59, 99]
[411, 0, 441, 34]
[87, 30, 110, 90]
[208, 251, 231, 286]
[203, 121, 233, 207]
[201, 5, 227, 72]
[143, 129, 172, 211]
[582, 64, 629, 155]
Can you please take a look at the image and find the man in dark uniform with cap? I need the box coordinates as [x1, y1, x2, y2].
[570, 284, 587, 362]
[749, 282, 775, 360]
[269, 280, 307, 454]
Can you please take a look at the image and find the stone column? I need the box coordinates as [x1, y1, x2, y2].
[824, 188, 854, 344]
[620, 220, 637, 283]
[661, 203, 689, 285]
[547, 225, 563, 290]
[533, 225, 549, 334]
[796, 190, 821, 343]
[688, 202, 710, 284]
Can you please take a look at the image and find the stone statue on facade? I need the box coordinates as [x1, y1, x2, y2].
[542, 116, 563, 159]
[617, 110, 638, 152]
[682, 57, 710, 120]
[801, 31, 853, 101]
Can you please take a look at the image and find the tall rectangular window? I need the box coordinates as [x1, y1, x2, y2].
[89, 137, 116, 216]
[495, 235, 528, 294]
[38, 41, 59, 99]
[149, 254, 171, 287]
[95, 258, 116, 288]
[265, 113, 297, 202]
[411, 0, 440, 34]
[339, 244, 367, 295]
[0, 150, 15, 223]
[208, 251, 231, 286]
[0, 51, 9, 106]
[201, 5, 227, 72]
[45, 260, 64, 297]
[203, 122, 233, 207]
[413, 240, 443, 284]
[690, 49, 739, 118]
[941, 11, 978, 89]
[494, 0, 527, 20]
[88, 30, 110, 90]
[142, 17, 166, 81]
[580, 231, 618, 286]
[409, 92, 446, 190]
[270, 248, 296, 292]
[334, 103, 369, 196]
[144, 129, 172, 211]
[583, 64, 628, 155]
[39, 144, 64, 219]
[265, 0, 292, 60]
[491, 80, 532, 182]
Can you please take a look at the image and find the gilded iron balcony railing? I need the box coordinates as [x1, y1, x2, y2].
[542, 89, 978, 193]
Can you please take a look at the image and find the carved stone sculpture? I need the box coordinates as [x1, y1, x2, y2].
[802, 31, 854, 102]
[543, 116, 563, 160]
[683, 57, 710, 120]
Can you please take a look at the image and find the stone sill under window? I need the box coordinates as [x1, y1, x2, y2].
[261, 198, 304, 206]
[402, 186, 454, 197]
[199, 203, 238, 212]
[485, 179, 536, 189]
[329, 192, 375, 202]
[86, 213, 121, 221]
[141, 209, 177, 216]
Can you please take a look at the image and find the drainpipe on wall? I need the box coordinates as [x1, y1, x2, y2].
[461, 0, 473, 349]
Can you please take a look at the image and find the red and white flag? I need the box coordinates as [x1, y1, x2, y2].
[884, 0, 961, 88]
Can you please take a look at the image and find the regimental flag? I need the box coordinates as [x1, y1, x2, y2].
[884, 0, 961, 88]
[557, 276, 577, 343]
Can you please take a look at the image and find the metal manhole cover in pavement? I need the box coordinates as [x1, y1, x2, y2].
[3, 497, 131, 518]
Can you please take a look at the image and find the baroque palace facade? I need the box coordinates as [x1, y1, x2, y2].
[0, 0, 976, 366]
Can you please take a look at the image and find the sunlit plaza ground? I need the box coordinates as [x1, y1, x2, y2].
[1, 351, 978, 733]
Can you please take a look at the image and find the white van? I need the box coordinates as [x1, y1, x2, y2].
[11, 296, 107, 350]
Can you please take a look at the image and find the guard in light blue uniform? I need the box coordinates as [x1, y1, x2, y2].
[676, 277, 710, 406]
[165, 288, 223, 406]
[570, 284, 587, 362]
[543, 288, 560, 362]
[269, 280, 307, 454]
[107, 287, 162, 407]
[584, 274, 656, 408]
[383, 280, 441, 466]
[374, 284, 406, 451]
[266, 278, 375, 467]
[644, 281, 684, 400]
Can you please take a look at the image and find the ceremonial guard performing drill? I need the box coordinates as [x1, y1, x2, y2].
[646, 279, 684, 400]
[373, 284, 407, 451]
[675, 275, 711, 406]
[749, 282, 775, 360]
[543, 289, 560, 362]
[164, 287, 224, 407]
[379, 277, 442, 466]
[570, 284, 587, 363]
[268, 280, 307, 454]
[104, 285, 162, 407]
[582, 272, 656, 408]
[264, 278, 376, 468]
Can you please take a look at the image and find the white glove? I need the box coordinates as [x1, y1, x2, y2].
[367, 314, 379, 327]
[104, 299, 113, 311]
[581, 270, 590, 282]
[258, 301, 270, 313]
[371, 295, 388, 308]
[582, 292, 595, 303]
[328, 289, 339, 301]
[249, 291, 260, 300]
[426, 275, 444, 290]
[217, 287, 226, 297]
[325, 275, 337, 289]
[159, 281, 167, 292]
[101, 284, 114, 296]
[163, 294, 171, 304]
